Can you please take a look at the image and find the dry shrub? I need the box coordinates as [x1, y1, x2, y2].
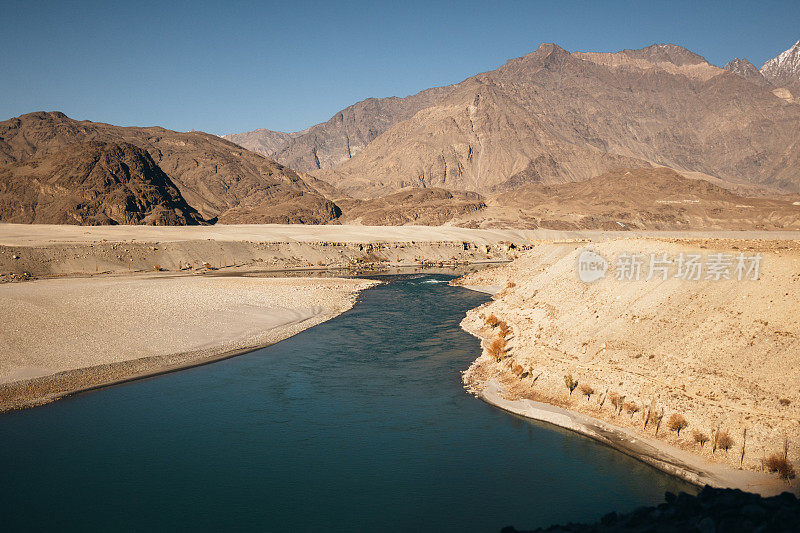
[624, 401, 640, 417]
[579, 384, 594, 401]
[564, 374, 578, 396]
[512, 364, 524, 377]
[716, 431, 734, 452]
[487, 338, 506, 360]
[667, 413, 688, 436]
[764, 454, 796, 481]
[498, 322, 511, 337]
[692, 430, 709, 448]
[779, 398, 791, 406]
[608, 392, 621, 410]
[650, 409, 665, 436]
[486, 314, 500, 327]
[153, 264, 162, 272]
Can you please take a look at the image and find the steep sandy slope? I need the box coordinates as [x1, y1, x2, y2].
[455, 238, 800, 485]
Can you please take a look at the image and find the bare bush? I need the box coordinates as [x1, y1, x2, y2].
[608, 392, 622, 413]
[764, 454, 796, 481]
[716, 431, 734, 452]
[667, 413, 688, 436]
[564, 374, 579, 397]
[598, 389, 609, 409]
[692, 430, 709, 448]
[487, 338, 506, 360]
[498, 322, 511, 338]
[779, 398, 791, 406]
[653, 410, 665, 436]
[624, 401, 640, 418]
[579, 384, 594, 401]
[486, 314, 500, 327]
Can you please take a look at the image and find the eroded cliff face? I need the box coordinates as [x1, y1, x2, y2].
[454, 238, 800, 481]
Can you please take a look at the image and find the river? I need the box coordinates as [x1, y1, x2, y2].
[0, 274, 695, 531]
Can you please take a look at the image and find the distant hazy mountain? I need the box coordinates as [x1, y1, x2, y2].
[760, 39, 800, 86]
[225, 86, 455, 172]
[0, 112, 340, 225]
[223, 128, 299, 158]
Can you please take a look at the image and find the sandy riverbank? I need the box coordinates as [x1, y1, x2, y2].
[4, 224, 800, 282]
[455, 236, 800, 495]
[479, 380, 787, 496]
[0, 275, 377, 411]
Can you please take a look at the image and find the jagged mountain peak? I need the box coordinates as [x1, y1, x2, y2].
[724, 58, 771, 86]
[725, 57, 758, 72]
[760, 38, 800, 85]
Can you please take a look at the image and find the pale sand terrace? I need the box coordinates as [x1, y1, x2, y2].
[0, 275, 377, 409]
[3, 223, 800, 246]
[457, 237, 800, 495]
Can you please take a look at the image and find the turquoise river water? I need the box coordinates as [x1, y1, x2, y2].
[0, 274, 695, 531]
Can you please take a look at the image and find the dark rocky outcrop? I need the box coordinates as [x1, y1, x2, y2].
[0, 111, 341, 225]
[0, 141, 204, 225]
[501, 486, 800, 532]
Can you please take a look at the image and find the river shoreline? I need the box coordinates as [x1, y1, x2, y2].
[457, 281, 799, 497]
[0, 275, 378, 413]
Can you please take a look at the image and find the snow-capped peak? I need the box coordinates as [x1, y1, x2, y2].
[760, 39, 800, 85]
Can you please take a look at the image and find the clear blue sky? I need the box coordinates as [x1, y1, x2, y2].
[2, 0, 798, 135]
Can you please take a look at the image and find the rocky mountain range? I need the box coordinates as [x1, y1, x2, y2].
[226, 39, 800, 203]
[225, 86, 455, 171]
[3, 39, 800, 227]
[0, 140, 204, 225]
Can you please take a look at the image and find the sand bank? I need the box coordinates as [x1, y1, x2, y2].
[479, 380, 788, 496]
[456, 236, 800, 494]
[2, 223, 800, 247]
[0, 275, 377, 411]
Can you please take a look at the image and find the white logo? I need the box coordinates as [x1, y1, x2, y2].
[577, 250, 608, 283]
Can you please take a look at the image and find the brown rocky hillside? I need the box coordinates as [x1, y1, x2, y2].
[0, 141, 204, 225]
[229, 86, 455, 171]
[454, 167, 800, 230]
[310, 43, 800, 198]
[337, 188, 486, 225]
[0, 112, 340, 224]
